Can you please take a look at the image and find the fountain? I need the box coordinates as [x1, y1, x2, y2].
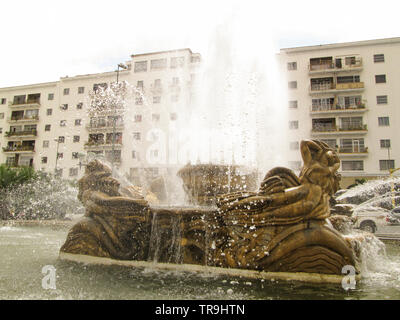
[59, 139, 372, 282]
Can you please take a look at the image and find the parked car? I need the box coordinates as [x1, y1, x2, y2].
[352, 207, 399, 233]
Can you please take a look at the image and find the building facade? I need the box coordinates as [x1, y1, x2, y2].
[1, 38, 399, 188]
[278, 37, 400, 187]
[0, 48, 201, 183]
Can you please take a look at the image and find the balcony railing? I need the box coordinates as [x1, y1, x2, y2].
[312, 124, 337, 132]
[3, 145, 35, 152]
[310, 82, 364, 93]
[338, 147, 368, 154]
[9, 99, 41, 106]
[311, 103, 366, 112]
[309, 59, 362, 72]
[86, 122, 124, 130]
[339, 124, 367, 131]
[8, 115, 39, 122]
[84, 141, 123, 149]
[309, 63, 335, 71]
[312, 124, 367, 133]
[5, 130, 37, 137]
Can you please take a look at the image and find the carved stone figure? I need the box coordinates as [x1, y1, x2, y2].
[61, 140, 359, 276]
[212, 140, 356, 274]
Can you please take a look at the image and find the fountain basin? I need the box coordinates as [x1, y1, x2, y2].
[58, 251, 361, 284]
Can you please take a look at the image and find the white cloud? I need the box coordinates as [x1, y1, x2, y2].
[0, 0, 398, 87]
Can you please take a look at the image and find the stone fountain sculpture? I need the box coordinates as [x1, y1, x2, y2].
[60, 140, 359, 276]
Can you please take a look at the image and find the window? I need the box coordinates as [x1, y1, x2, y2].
[93, 83, 108, 92]
[136, 80, 144, 88]
[58, 136, 65, 143]
[288, 81, 297, 89]
[60, 120, 66, 127]
[375, 74, 386, 83]
[287, 62, 297, 70]
[57, 152, 63, 159]
[75, 119, 82, 126]
[380, 160, 395, 171]
[170, 113, 177, 121]
[41, 157, 48, 164]
[133, 132, 141, 141]
[150, 149, 159, 157]
[60, 104, 68, 110]
[0, 128, 2, 134]
[0, 113, 4, 119]
[69, 167, 78, 177]
[78, 86, 85, 94]
[150, 58, 167, 70]
[72, 152, 79, 159]
[134, 61, 147, 72]
[377, 95, 388, 105]
[321, 139, 337, 149]
[170, 56, 185, 68]
[47, 108, 52, 116]
[63, 88, 70, 95]
[45, 124, 51, 131]
[73, 135, 80, 143]
[342, 160, 364, 171]
[374, 54, 385, 63]
[289, 141, 299, 150]
[1, 98, 6, 104]
[378, 117, 389, 126]
[345, 56, 356, 65]
[172, 77, 180, 85]
[43, 140, 49, 148]
[154, 79, 161, 87]
[48, 93, 54, 100]
[153, 96, 161, 104]
[337, 75, 360, 84]
[77, 102, 83, 109]
[135, 97, 143, 105]
[289, 120, 298, 129]
[132, 150, 140, 160]
[134, 115, 142, 122]
[380, 139, 391, 148]
[152, 114, 160, 122]
[289, 100, 298, 109]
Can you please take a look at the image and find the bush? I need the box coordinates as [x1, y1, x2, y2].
[0, 165, 37, 189]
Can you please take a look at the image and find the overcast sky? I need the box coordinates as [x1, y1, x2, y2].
[1, 0, 399, 87]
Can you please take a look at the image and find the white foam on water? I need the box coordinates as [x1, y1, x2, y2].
[0, 226, 24, 232]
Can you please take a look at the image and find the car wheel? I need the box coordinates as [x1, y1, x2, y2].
[360, 220, 376, 233]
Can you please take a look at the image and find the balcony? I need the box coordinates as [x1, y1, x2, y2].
[7, 115, 39, 123]
[9, 99, 41, 108]
[84, 141, 123, 151]
[86, 122, 124, 132]
[338, 146, 368, 157]
[3, 145, 35, 153]
[310, 103, 367, 115]
[309, 82, 364, 94]
[311, 124, 368, 136]
[5, 130, 37, 138]
[309, 59, 363, 74]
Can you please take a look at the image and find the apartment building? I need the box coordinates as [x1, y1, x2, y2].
[278, 37, 400, 187]
[0, 48, 201, 183]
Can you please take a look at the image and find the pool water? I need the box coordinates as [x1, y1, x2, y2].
[1, 224, 400, 300]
